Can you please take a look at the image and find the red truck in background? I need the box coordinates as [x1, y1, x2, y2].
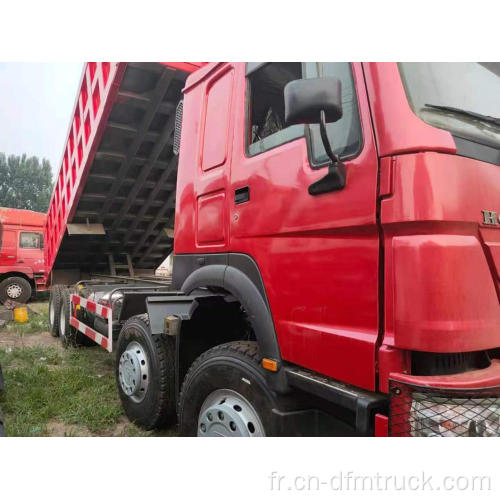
[45, 62, 500, 437]
[0, 207, 48, 303]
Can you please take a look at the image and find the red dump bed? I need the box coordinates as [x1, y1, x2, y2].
[44, 62, 204, 277]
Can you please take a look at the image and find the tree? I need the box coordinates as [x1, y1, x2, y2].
[0, 153, 53, 212]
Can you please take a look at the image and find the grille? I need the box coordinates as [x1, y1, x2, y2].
[173, 99, 183, 155]
[390, 380, 500, 437]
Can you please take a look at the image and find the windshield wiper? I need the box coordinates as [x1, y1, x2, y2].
[424, 104, 500, 127]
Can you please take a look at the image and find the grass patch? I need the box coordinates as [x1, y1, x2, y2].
[0, 300, 178, 437]
[0, 346, 121, 436]
[0, 345, 177, 436]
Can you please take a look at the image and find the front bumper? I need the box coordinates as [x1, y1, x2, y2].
[389, 359, 500, 437]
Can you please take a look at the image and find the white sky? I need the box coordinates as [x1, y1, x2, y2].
[0, 62, 83, 178]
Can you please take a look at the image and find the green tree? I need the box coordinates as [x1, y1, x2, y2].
[0, 153, 53, 212]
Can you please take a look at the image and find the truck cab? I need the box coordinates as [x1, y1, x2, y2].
[171, 62, 500, 436]
[0, 208, 47, 302]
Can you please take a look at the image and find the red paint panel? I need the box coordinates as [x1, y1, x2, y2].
[391, 359, 500, 389]
[363, 62, 456, 157]
[375, 414, 388, 437]
[201, 70, 234, 171]
[391, 234, 500, 352]
[480, 228, 500, 282]
[380, 152, 500, 354]
[196, 192, 226, 245]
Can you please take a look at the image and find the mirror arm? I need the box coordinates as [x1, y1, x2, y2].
[308, 110, 347, 196]
[319, 110, 339, 165]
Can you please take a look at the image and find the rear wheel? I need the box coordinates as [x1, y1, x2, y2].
[178, 341, 280, 437]
[0, 276, 32, 303]
[116, 314, 176, 429]
[48, 285, 64, 337]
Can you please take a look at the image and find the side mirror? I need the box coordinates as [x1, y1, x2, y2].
[284, 77, 343, 125]
[284, 77, 346, 195]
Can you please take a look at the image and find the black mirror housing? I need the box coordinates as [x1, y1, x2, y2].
[284, 77, 343, 126]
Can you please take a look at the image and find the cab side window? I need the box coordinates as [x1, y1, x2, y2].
[305, 63, 362, 165]
[246, 62, 362, 164]
[247, 62, 304, 155]
[19, 232, 43, 249]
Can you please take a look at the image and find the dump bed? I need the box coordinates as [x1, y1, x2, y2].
[45, 62, 204, 278]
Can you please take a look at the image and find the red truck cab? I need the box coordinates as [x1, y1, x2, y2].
[0, 208, 48, 302]
[172, 62, 500, 436]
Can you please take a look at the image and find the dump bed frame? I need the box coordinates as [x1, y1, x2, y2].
[44, 62, 204, 281]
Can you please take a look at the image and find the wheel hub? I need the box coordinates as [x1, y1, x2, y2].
[6, 284, 22, 299]
[198, 389, 265, 437]
[119, 341, 149, 403]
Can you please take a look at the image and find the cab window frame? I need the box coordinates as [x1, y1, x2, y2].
[244, 62, 363, 169]
[19, 231, 43, 250]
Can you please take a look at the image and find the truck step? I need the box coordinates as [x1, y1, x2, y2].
[284, 365, 388, 435]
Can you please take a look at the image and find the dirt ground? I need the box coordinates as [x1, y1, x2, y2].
[0, 330, 59, 349]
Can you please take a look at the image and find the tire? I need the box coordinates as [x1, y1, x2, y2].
[0, 276, 32, 303]
[48, 285, 64, 337]
[178, 341, 280, 437]
[116, 314, 176, 429]
[59, 288, 95, 348]
[0, 407, 4, 437]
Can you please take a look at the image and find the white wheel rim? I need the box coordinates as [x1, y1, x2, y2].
[198, 389, 265, 437]
[118, 341, 150, 403]
[6, 283, 23, 299]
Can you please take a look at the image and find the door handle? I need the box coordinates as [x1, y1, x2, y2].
[17, 260, 24, 263]
[235, 186, 250, 204]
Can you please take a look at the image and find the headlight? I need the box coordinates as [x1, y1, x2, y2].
[410, 394, 500, 437]
[390, 381, 500, 437]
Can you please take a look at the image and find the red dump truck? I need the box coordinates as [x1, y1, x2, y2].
[0, 207, 47, 303]
[46, 62, 500, 437]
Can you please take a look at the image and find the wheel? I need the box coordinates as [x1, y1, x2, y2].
[178, 341, 280, 437]
[0, 276, 32, 303]
[116, 314, 176, 429]
[0, 407, 4, 437]
[59, 288, 95, 348]
[48, 285, 64, 337]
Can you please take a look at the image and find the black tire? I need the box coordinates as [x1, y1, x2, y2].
[48, 285, 64, 337]
[178, 341, 280, 437]
[116, 314, 176, 430]
[0, 276, 32, 303]
[59, 288, 95, 348]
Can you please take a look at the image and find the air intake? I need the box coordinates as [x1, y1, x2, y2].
[173, 99, 183, 155]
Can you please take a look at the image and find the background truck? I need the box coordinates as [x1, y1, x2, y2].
[46, 62, 500, 437]
[0, 207, 47, 303]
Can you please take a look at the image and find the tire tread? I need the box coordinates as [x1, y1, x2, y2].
[118, 314, 176, 429]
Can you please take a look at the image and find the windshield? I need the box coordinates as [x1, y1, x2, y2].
[398, 63, 500, 148]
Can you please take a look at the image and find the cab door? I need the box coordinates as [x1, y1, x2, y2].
[17, 231, 43, 269]
[0, 229, 17, 267]
[229, 62, 380, 390]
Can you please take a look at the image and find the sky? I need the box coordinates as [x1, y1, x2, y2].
[0, 62, 83, 177]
